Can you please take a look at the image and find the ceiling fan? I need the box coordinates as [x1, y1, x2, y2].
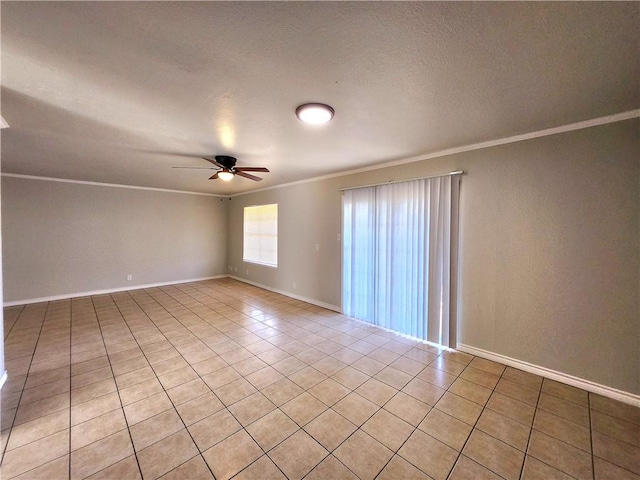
[173, 155, 269, 181]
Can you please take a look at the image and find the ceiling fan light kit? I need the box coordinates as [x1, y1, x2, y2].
[295, 103, 335, 125]
[217, 170, 234, 181]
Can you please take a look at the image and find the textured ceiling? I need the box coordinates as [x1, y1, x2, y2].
[1, 2, 638, 195]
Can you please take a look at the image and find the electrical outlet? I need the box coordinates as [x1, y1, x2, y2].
[246, 269, 249, 275]
[337, 233, 341, 241]
[126, 274, 132, 281]
[315, 243, 319, 251]
[235, 266, 238, 272]
[293, 282, 297, 289]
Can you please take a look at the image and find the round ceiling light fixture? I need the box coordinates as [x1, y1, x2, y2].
[218, 170, 234, 181]
[295, 103, 335, 125]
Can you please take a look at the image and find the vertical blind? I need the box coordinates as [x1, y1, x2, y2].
[243, 204, 278, 266]
[342, 174, 460, 347]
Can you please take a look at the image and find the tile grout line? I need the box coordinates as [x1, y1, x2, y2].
[368, 389, 436, 477]
[364, 350, 456, 478]
[20, 286, 316, 478]
[129, 287, 294, 480]
[3, 304, 26, 341]
[88, 294, 145, 480]
[120, 288, 231, 479]
[584, 414, 639, 476]
[188, 281, 465, 479]
[3, 303, 74, 478]
[299, 349, 453, 479]
[482, 375, 601, 471]
[530, 388, 619, 470]
[588, 393, 595, 480]
[109, 292, 206, 477]
[440, 357, 499, 480]
[6, 322, 488, 479]
[372, 354, 473, 480]
[1, 301, 50, 473]
[3, 279, 638, 479]
[145, 284, 363, 479]
[516, 369, 542, 480]
[516, 380, 593, 479]
[160, 286, 331, 479]
[357, 353, 482, 478]
[143, 287, 293, 476]
[259, 344, 417, 477]
[68, 299, 73, 480]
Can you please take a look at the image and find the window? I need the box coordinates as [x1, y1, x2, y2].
[243, 204, 278, 267]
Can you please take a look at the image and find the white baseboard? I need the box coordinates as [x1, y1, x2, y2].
[228, 275, 342, 313]
[458, 343, 640, 408]
[0, 371, 8, 390]
[3, 275, 228, 307]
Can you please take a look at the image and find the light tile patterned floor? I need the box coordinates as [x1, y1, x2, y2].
[1, 278, 639, 480]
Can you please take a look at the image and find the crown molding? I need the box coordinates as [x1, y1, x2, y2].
[0, 173, 223, 197]
[230, 109, 640, 197]
[2, 109, 637, 198]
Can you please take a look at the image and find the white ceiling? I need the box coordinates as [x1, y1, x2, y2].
[1, 2, 638, 195]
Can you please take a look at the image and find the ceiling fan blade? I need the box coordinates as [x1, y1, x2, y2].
[172, 166, 218, 170]
[202, 156, 226, 169]
[235, 171, 263, 181]
[234, 167, 270, 172]
[209, 172, 220, 180]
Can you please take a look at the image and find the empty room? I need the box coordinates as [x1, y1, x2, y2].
[0, 2, 638, 480]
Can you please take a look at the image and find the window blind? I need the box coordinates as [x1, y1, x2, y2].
[342, 174, 460, 347]
[243, 204, 278, 267]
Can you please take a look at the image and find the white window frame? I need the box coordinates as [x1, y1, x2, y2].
[243, 203, 278, 267]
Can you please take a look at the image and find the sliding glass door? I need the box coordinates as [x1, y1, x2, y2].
[342, 174, 460, 347]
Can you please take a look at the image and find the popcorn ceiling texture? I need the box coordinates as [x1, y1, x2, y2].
[1, 2, 638, 195]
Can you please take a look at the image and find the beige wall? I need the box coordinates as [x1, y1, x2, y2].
[2, 177, 227, 303]
[2, 119, 637, 394]
[0, 171, 4, 382]
[228, 119, 640, 394]
[227, 180, 342, 308]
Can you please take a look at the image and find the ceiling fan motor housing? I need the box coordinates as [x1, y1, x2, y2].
[215, 156, 237, 170]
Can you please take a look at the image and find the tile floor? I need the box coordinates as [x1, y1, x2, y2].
[1, 278, 638, 480]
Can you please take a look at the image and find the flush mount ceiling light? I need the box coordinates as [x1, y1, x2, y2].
[295, 103, 335, 125]
[217, 170, 235, 181]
